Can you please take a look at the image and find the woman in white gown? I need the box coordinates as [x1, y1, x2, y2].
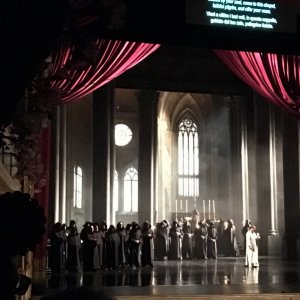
[245, 225, 260, 268]
[251, 226, 260, 267]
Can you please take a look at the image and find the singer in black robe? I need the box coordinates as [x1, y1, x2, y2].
[141, 221, 154, 267]
[66, 227, 81, 272]
[99, 221, 108, 268]
[92, 223, 102, 270]
[193, 221, 208, 259]
[105, 225, 120, 270]
[168, 221, 183, 260]
[116, 222, 127, 267]
[223, 219, 240, 257]
[182, 221, 193, 260]
[49, 222, 66, 273]
[154, 222, 168, 260]
[82, 225, 97, 272]
[129, 222, 142, 268]
[124, 223, 132, 265]
[207, 221, 218, 259]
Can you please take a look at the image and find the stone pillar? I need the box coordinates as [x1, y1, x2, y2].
[93, 84, 115, 224]
[267, 105, 282, 256]
[54, 105, 67, 224]
[138, 90, 158, 225]
[282, 113, 300, 259]
[227, 96, 243, 230]
[254, 93, 272, 255]
[228, 95, 257, 252]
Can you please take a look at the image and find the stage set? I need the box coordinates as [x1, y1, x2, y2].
[31, 257, 300, 299]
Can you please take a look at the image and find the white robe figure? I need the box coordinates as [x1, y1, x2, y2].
[245, 228, 260, 268]
[245, 230, 254, 267]
[252, 232, 260, 267]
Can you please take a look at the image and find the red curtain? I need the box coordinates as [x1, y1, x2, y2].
[51, 39, 160, 103]
[215, 50, 300, 117]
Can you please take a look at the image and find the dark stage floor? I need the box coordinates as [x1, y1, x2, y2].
[32, 257, 300, 299]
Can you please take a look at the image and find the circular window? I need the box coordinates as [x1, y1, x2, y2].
[115, 124, 132, 146]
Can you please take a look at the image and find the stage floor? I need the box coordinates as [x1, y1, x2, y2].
[32, 256, 300, 299]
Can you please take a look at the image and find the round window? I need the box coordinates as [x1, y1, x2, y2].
[115, 124, 132, 146]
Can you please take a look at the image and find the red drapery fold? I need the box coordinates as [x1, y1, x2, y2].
[214, 50, 300, 117]
[51, 40, 160, 103]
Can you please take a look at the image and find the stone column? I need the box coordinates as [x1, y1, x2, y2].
[55, 105, 68, 224]
[282, 113, 300, 259]
[92, 83, 115, 224]
[138, 90, 158, 225]
[267, 105, 282, 256]
[254, 93, 272, 255]
[227, 96, 243, 228]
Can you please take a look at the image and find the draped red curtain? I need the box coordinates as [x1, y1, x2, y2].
[51, 39, 160, 103]
[215, 50, 300, 117]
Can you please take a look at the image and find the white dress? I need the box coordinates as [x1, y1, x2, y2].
[245, 231, 260, 268]
[252, 232, 260, 267]
[245, 230, 253, 267]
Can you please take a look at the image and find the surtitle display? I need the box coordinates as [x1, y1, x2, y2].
[186, 0, 297, 33]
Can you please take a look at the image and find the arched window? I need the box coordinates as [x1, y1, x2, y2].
[123, 167, 138, 212]
[177, 116, 199, 199]
[73, 165, 83, 209]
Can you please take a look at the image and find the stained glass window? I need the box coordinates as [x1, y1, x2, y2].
[124, 167, 138, 212]
[73, 165, 83, 209]
[178, 116, 199, 198]
[115, 124, 133, 146]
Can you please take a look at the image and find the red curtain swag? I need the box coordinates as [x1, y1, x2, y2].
[51, 39, 160, 103]
[36, 40, 159, 248]
[215, 50, 300, 117]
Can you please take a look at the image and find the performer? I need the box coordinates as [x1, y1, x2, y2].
[191, 209, 200, 231]
[129, 222, 142, 268]
[162, 220, 170, 254]
[99, 221, 107, 268]
[245, 225, 255, 268]
[105, 225, 120, 270]
[193, 220, 208, 259]
[49, 222, 66, 273]
[245, 225, 260, 268]
[242, 219, 252, 253]
[66, 224, 81, 272]
[207, 221, 217, 259]
[116, 221, 127, 267]
[168, 221, 183, 260]
[82, 224, 97, 272]
[252, 226, 260, 268]
[182, 221, 193, 260]
[154, 222, 168, 260]
[92, 223, 102, 270]
[216, 219, 225, 256]
[124, 223, 132, 265]
[141, 221, 154, 267]
[223, 219, 239, 257]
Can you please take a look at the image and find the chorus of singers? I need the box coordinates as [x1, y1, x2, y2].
[48, 218, 240, 274]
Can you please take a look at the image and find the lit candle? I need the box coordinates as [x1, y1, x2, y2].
[175, 199, 177, 212]
[180, 199, 183, 211]
[203, 200, 206, 219]
[194, 197, 197, 208]
[186, 199, 188, 213]
[213, 200, 216, 221]
[208, 199, 211, 220]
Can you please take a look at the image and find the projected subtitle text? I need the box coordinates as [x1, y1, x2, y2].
[206, 0, 277, 29]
